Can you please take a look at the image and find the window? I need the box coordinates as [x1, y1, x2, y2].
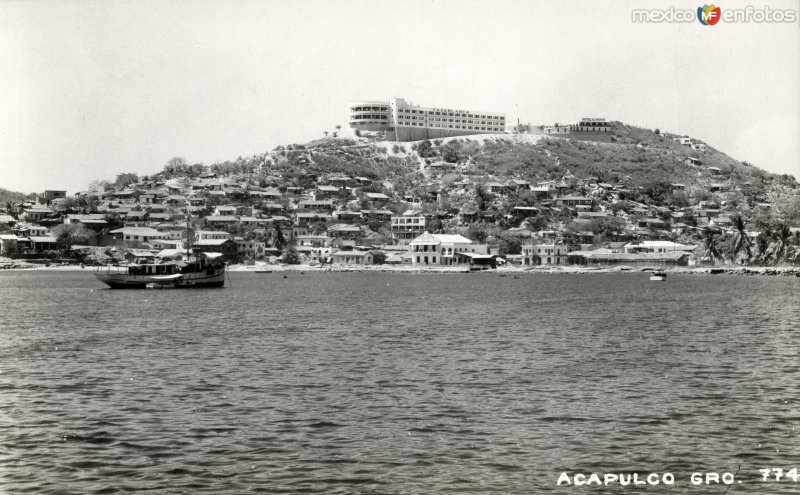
[432, 256, 436, 263]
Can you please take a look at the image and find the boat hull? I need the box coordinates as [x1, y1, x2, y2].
[94, 269, 226, 289]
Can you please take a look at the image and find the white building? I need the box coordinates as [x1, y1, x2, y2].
[348, 97, 505, 141]
[409, 231, 488, 266]
[521, 242, 576, 265]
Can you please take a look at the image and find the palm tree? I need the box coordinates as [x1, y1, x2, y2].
[755, 229, 773, 264]
[731, 214, 751, 263]
[703, 228, 722, 264]
[787, 231, 800, 265]
[773, 223, 791, 263]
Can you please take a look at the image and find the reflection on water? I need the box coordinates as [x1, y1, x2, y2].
[0, 271, 798, 493]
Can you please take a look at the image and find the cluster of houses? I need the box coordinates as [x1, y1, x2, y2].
[0, 154, 765, 270]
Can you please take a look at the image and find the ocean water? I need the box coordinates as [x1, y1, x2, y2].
[0, 270, 798, 494]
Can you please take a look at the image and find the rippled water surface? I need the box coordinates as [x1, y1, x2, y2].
[1, 271, 799, 494]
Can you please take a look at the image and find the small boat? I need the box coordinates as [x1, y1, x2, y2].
[649, 271, 667, 281]
[255, 269, 273, 273]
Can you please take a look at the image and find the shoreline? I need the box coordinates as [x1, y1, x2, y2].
[4, 260, 797, 277]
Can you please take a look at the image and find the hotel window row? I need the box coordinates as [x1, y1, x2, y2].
[398, 108, 503, 119]
[350, 106, 389, 112]
[399, 122, 503, 131]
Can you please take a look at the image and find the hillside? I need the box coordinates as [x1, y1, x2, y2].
[3, 121, 799, 267]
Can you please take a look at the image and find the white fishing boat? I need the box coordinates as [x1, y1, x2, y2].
[649, 271, 667, 281]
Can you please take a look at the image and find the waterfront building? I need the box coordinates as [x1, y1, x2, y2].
[295, 235, 333, 261]
[234, 237, 267, 259]
[409, 231, 488, 266]
[348, 97, 506, 141]
[521, 242, 577, 266]
[330, 250, 374, 265]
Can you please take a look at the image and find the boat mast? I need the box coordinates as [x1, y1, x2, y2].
[185, 201, 192, 260]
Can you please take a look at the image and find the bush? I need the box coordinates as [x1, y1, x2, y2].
[282, 247, 301, 264]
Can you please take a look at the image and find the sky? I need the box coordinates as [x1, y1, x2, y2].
[1, 0, 798, 194]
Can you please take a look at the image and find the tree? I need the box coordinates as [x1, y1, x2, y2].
[774, 223, 791, 263]
[87, 180, 112, 192]
[498, 235, 521, 255]
[467, 223, 489, 243]
[272, 224, 287, 252]
[441, 142, 461, 163]
[702, 229, 722, 264]
[755, 229, 773, 263]
[525, 215, 549, 232]
[372, 251, 387, 264]
[731, 214, 752, 263]
[282, 246, 301, 264]
[51, 197, 78, 213]
[115, 173, 138, 189]
[641, 180, 672, 204]
[51, 223, 96, 249]
[671, 191, 689, 208]
[474, 184, 491, 211]
[164, 157, 188, 176]
[412, 139, 435, 158]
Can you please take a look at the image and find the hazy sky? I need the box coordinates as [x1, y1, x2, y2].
[1, 0, 798, 193]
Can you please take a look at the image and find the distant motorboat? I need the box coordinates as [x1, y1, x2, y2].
[649, 271, 667, 281]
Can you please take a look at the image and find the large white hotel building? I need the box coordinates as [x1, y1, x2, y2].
[348, 97, 506, 141]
